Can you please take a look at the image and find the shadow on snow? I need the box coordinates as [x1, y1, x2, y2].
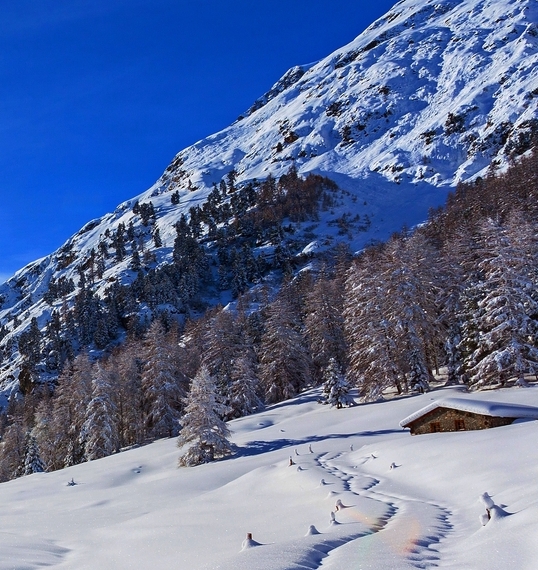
[236, 429, 401, 458]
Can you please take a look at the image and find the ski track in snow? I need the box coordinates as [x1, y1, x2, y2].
[314, 451, 454, 569]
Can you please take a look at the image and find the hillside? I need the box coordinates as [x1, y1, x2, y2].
[1, 0, 538, 392]
[0, 384, 537, 569]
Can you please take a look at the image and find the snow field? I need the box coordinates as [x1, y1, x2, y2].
[0, 385, 537, 568]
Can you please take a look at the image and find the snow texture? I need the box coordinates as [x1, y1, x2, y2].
[0, 385, 537, 569]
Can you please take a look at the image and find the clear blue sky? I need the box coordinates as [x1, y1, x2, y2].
[0, 0, 396, 281]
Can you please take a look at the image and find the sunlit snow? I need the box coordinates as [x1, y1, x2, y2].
[1, 384, 537, 569]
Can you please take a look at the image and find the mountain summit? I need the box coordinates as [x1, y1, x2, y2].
[163, 0, 538, 187]
[1, 0, 537, 392]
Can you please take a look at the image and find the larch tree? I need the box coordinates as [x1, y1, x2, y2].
[258, 295, 312, 404]
[82, 363, 119, 461]
[304, 271, 347, 384]
[110, 340, 145, 448]
[32, 398, 56, 473]
[50, 352, 93, 468]
[0, 418, 26, 481]
[227, 355, 263, 419]
[344, 250, 403, 401]
[345, 233, 440, 400]
[141, 320, 184, 439]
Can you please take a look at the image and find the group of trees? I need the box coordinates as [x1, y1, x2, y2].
[3, 150, 538, 478]
[14, 167, 340, 384]
[345, 152, 538, 398]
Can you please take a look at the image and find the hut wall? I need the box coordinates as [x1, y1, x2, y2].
[408, 407, 515, 435]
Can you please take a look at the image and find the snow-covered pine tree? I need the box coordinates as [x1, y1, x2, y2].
[345, 233, 439, 399]
[344, 249, 404, 400]
[466, 215, 538, 387]
[382, 233, 439, 393]
[110, 340, 145, 448]
[202, 308, 241, 390]
[23, 432, 45, 475]
[321, 358, 353, 408]
[82, 363, 119, 461]
[0, 418, 26, 481]
[177, 366, 233, 466]
[32, 398, 56, 472]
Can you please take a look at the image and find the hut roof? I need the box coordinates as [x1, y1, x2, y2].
[400, 397, 538, 428]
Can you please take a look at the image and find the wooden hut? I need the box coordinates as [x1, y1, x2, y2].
[399, 397, 538, 435]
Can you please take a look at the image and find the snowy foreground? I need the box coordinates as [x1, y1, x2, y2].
[1, 386, 537, 569]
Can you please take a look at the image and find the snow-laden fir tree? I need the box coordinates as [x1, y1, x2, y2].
[177, 366, 233, 467]
[0, 418, 26, 481]
[466, 214, 538, 388]
[344, 249, 404, 400]
[382, 234, 438, 393]
[23, 432, 45, 475]
[109, 339, 145, 448]
[32, 398, 57, 473]
[81, 363, 119, 461]
[321, 358, 353, 409]
[202, 309, 241, 389]
[345, 233, 439, 399]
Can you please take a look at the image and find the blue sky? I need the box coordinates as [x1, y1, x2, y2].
[0, 0, 396, 281]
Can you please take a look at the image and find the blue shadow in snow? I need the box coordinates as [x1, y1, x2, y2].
[236, 429, 401, 458]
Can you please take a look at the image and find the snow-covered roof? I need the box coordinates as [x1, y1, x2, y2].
[400, 398, 538, 427]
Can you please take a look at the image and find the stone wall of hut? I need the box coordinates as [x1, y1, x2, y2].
[408, 407, 515, 435]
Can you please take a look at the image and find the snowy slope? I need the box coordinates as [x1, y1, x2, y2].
[1, 384, 537, 569]
[1, 0, 538, 391]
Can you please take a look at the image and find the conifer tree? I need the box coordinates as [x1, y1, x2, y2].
[344, 250, 404, 400]
[32, 398, 56, 472]
[177, 366, 233, 466]
[321, 358, 353, 408]
[304, 271, 346, 384]
[49, 353, 93, 468]
[227, 356, 263, 419]
[466, 215, 538, 387]
[109, 341, 145, 447]
[0, 418, 26, 481]
[23, 432, 46, 475]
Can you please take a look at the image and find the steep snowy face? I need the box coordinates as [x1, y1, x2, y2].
[159, 0, 538, 191]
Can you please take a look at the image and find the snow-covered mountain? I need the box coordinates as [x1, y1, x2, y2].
[1, 384, 537, 569]
[1, 0, 538, 392]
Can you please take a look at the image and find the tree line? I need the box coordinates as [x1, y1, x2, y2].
[2, 150, 538, 477]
